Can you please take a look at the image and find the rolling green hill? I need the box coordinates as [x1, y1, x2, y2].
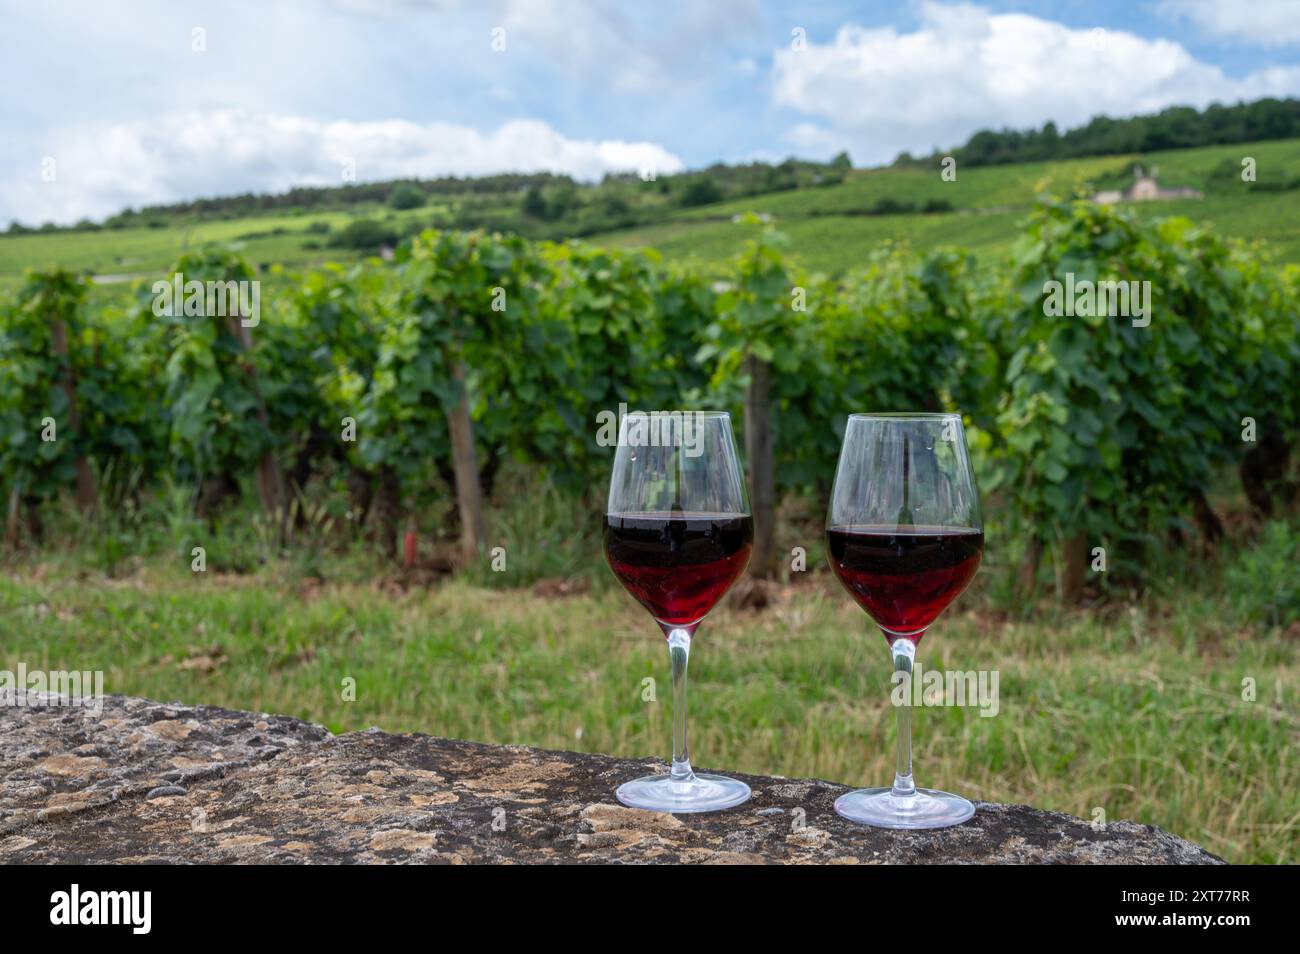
[1, 138, 1297, 283]
[596, 139, 1300, 272]
[0, 206, 443, 283]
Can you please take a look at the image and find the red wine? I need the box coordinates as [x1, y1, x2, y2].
[604, 512, 753, 627]
[826, 525, 983, 641]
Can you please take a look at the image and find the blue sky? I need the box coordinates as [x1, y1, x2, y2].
[2, 0, 1299, 224]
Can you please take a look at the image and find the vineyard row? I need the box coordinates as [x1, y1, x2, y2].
[2, 199, 1297, 596]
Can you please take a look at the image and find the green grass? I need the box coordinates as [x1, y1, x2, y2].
[598, 207, 1028, 274]
[597, 192, 1300, 276]
[2, 531, 1295, 864]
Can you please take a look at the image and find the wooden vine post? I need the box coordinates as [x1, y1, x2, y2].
[225, 312, 286, 528]
[1060, 532, 1089, 603]
[48, 302, 96, 514]
[744, 352, 776, 579]
[445, 354, 484, 565]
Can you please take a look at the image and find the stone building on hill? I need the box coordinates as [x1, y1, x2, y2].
[1092, 165, 1203, 204]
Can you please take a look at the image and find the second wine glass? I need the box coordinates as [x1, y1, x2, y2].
[826, 413, 984, 829]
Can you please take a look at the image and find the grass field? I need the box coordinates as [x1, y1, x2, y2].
[2, 139, 1298, 282]
[3, 509, 1296, 864]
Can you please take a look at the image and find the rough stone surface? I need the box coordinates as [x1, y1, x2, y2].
[1, 694, 1223, 864]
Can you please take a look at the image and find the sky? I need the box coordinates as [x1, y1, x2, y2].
[3, 0, 1300, 225]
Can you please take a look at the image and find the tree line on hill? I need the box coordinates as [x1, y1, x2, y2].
[896, 97, 1300, 169]
[7, 157, 851, 238]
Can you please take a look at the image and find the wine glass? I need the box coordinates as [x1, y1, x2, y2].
[826, 413, 984, 828]
[604, 410, 753, 812]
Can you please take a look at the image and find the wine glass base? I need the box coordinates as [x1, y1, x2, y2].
[617, 773, 752, 813]
[834, 787, 975, 829]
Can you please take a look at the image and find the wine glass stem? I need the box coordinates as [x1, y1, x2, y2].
[668, 627, 695, 781]
[891, 637, 917, 799]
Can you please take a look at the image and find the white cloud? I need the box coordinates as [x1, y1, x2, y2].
[500, 0, 762, 93]
[773, 1, 1300, 165]
[2, 112, 684, 225]
[1158, 0, 1300, 46]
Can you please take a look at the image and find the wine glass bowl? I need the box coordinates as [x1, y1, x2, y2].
[825, 525, 983, 642]
[603, 512, 752, 628]
[826, 413, 984, 828]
